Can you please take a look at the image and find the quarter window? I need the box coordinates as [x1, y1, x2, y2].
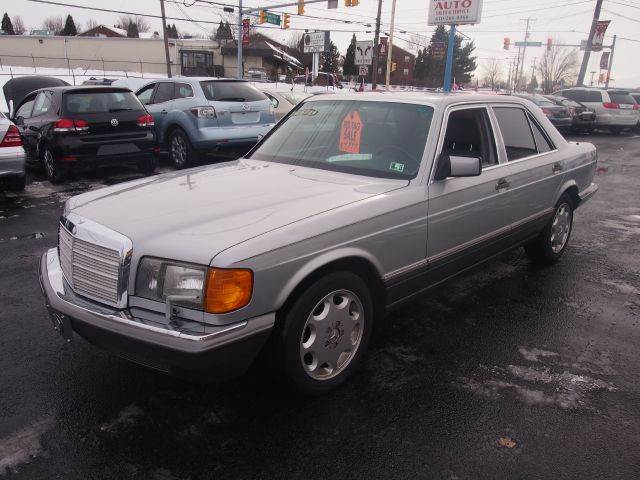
[264, 93, 279, 109]
[153, 83, 175, 104]
[528, 114, 554, 153]
[493, 107, 537, 161]
[175, 83, 194, 99]
[15, 97, 36, 119]
[137, 83, 156, 105]
[31, 91, 53, 117]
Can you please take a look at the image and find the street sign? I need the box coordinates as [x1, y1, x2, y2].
[303, 31, 330, 53]
[514, 41, 542, 47]
[242, 19, 250, 46]
[428, 0, 483, 26]
[359, 65, 369, 76]
[355, 40, 374, 65]
[433, 41, 446, 60]
[265, 12, 281, 26]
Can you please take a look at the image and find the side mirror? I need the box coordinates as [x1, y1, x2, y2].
[434, 153, 482, 180]
[14, 116, 24, 126]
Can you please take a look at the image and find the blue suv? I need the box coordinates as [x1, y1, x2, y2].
[135, 78, 276, 168]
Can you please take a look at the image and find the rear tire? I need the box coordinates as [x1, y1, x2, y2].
[136, 156, 158, 175]
[168, 129, 197, 169]
[275, 271, 374, 395]
[525, 193, 574, 265]
[42, 147, 68, 184]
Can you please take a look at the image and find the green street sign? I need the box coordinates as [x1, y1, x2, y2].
[514, 41, 542, 47]
[266, 12, 281, 25]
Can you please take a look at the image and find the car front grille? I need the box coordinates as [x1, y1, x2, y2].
[59, 224, 123, 307]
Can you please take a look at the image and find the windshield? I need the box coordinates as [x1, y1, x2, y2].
[532, 97, 555, 106]
[63, 90, 142, 113]
[200, 81, 267, 102]
[249, 100, 434, 180]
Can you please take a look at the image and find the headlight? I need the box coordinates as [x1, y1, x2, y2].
[135, 258, 253, 314]
[136, 257, 207, 310]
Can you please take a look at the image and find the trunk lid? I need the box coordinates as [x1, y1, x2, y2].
[3, 75, 69, 114]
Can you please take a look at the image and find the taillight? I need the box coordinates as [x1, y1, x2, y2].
[603, 102, 619, 109]
[190, 106, 216, 118]
[137, 114, 155, 127]
[633, 104, 640, 110]
[0, 125, 23, 148]
[54, 118, 89, 132]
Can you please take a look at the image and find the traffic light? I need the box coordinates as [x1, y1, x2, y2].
[283, 13, 291, 29]
[547, 37, 553, 51]
[258, 10, 266, 24]
[503, 37, 510, 50]
[298, 0, 305, 15]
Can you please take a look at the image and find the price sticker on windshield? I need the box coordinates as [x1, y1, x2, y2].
[339, 111, 364, 154]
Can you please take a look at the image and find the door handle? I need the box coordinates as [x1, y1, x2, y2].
[552, 162, 563, 173]
[495, 178, 510, 191]
[160, 110, 168, 115]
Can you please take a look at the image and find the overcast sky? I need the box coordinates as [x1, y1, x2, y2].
[4, 0, 640, 86]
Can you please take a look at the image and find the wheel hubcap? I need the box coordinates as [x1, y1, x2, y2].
[171, 135, 187, 165]
[299, 290, 364, 381]
[550, 203, 571, 253]
[43, 150, 54, 178]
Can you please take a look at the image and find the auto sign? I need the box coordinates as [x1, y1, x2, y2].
[428, 0, 483, 26]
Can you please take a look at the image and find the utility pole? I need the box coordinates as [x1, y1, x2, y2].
[513, 47, 521, 92]
[605, 34, 616, 88]
[516, 17, 534, 92]
[159, 0, 172, 77]
[237, 0, 243, 79]
[385, 0, 397, 89]
[371, 0, 383, 90]
[577, 0, 604, 86]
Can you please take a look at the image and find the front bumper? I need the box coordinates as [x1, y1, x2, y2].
[39, 248, 275, 380]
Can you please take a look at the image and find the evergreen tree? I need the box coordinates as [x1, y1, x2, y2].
[214, 21, 225, 40]
[414, 49, 424, 81]
[126, 21, 139, 38]
[321, 41, 340, 73]
[422, 25, 476, 88]
[343, 34, 357, 77]
[60, 15, 77, 36]
[1, 13, 15, 35]
[224, 21, 234, 40]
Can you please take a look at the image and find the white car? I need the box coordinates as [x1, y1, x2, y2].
[554, 87, 638, 133]
[0, 112, 26, 191]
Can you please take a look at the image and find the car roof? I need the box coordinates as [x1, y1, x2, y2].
[302, 91, 536, 108]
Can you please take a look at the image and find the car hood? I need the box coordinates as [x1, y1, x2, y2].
[67, 159, 408, 264]
[3, 75, 69, 113]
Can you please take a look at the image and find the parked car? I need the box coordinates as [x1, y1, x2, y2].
[4, 77, 158, 183]
[294, 72, 342, 88]
[134, 78, 276, 168]
[40, 93, 597, 394]
[0, 112, 26, 191]
[629, 92, 640, 131]
[545, 95, 596, 133]
[514, 94, 572, 131]
[260, 90, 311, 120]
[554, 87, 638, 133]
[82, 77, 117, 86]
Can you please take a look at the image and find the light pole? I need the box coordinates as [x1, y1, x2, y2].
[385, 0, 397, 89]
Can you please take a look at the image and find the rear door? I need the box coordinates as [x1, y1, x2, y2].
[144, 82, 174, 138]
[199, 80, 273, 127]
[491, 104, 564, 243]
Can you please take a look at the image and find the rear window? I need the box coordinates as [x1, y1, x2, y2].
[566, 90, 603, 103]
[249, 100, 434, 180]
[63, 91, 142, 114]
[200, 81, 267, 102]
[608, 91, 634, 105]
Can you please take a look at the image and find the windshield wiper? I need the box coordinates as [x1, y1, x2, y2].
[217, 97, 246, 102]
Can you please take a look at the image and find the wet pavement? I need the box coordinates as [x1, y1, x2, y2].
[1, 134, 639, 479]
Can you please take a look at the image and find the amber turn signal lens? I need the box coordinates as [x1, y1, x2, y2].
[204, 268, 253, 314]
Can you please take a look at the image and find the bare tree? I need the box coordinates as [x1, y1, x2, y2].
[481, 57, 504, 90]
[84, 18, 98, 32]
[13, 15, 26, 35]
[118, 15, 150, 33]
[537, 42, 579, 93]
[43, 16, 64, 34]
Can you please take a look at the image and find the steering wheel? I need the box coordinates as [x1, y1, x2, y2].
[374, 145, 420, 172]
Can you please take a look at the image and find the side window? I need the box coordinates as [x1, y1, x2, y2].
[559, 90, 574, 100]
[153, 82, 175, 104]
[265, 93, 279, 109]
[174, 83, 194, 99]
[31, 91, 53, 117]
[527, 113, 554, 153]
[493, 107, 537, 161]
[15, 97, 36, 119]
[137, 83, 156, 105]
[441, 107, 498, 167]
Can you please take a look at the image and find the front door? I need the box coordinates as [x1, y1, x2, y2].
[23, 90, 55, 160]
[427, 104, 513, 285]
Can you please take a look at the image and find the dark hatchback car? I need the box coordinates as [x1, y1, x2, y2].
[545, 95, 596, 133]
[514, 94, 572, 131]
[5, 77, 158, 183]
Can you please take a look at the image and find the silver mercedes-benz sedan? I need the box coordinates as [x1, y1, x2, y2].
[40, 93, 598, 394]
[0, 112, 26, 191]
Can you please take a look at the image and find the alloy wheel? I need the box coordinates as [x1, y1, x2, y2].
[171, 134, 187, 167]
[43, 149, 55, 179]
[550, 203, 572, 254]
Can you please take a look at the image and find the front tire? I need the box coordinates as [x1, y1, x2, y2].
[276, 271, 374, 395]
[42, 147, 67, 184]
[168, 129, 197, 169]
[525, 193, 574, 265]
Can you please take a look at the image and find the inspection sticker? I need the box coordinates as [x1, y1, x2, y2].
[339, 111, 364, 154]
[389, 162, 405, 173]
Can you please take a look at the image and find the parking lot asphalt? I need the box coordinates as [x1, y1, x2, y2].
[1, 133, 639, 480]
